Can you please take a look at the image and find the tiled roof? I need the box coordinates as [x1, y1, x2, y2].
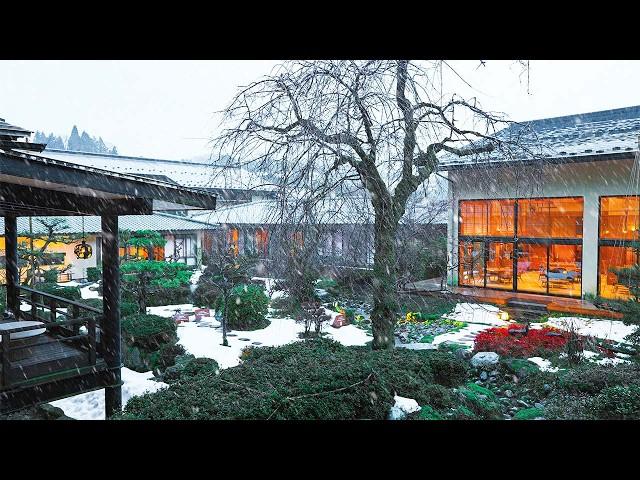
[0, 213, 216, 235]
[437, 105, 640, 170]
[190, 196, 447, 226]
[0, 118, 32, 139]
[40, 149, 273, 191]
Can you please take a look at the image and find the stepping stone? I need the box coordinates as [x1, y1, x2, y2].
[238, 338, 251, 341]
[227, 333, 237, 337]
[252, 342, 262, 345]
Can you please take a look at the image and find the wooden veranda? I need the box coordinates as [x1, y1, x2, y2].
[0, 119, 216, 417]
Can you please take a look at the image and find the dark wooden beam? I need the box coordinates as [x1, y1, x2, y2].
[0, 183, 153, 216]
[101, 214, 122, 418]
[4, 215, 19, 314]
[0, 141, 47, 152]
[1, 151, 217, 210]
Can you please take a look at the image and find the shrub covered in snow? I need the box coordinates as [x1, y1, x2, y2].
[117, 339, 468, 420]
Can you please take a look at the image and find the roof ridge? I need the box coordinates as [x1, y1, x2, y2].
[516, 105, 640, 128]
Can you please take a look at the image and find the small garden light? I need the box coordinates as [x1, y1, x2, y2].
[498, 310, 510, 321]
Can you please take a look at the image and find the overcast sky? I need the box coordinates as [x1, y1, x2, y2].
[1, 60, 640, 160]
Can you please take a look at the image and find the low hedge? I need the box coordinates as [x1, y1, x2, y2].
[121, 314, 178, 349]
[118, 339, 468, 420]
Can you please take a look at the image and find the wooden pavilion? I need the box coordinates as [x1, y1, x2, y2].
[0, 118, 216, 417]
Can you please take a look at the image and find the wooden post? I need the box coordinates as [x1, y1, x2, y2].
[101, 214, 122, 418]
[5, 215, 20, 316]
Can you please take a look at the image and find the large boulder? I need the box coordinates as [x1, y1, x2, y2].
[471, 352, 500, 371]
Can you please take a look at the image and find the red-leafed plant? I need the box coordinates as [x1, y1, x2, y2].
[474, 324, 573, 358]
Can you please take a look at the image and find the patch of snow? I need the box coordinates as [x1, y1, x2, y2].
[442, 302, 505, 326]
[389, 396, 421, 420]
[527, 357, 559, 372]
[50, 367, 167, 420]
[177, 315, 371, 370]
[594, 356, 631, 366]
[544, 316, 635, 344]
[80, 284, 101, 300]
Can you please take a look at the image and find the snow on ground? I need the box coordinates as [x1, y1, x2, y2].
[544, 316, 635, 344]
[177, 313, 372, 369]
[442, 302, 505, 326]
[527, 356, 560, 372]
[50, 368, 166, 420]
[80, 284, 101, 299]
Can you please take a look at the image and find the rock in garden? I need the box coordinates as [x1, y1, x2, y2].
[505, 389, 514, 398]
[470, 352, 500, 370]
[480, 371, 488, 381]
[534, 402, 544, 409]
[543, 384, 552, 393]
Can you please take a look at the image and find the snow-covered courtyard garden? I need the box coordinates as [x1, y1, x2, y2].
[42, 265, 640, 421]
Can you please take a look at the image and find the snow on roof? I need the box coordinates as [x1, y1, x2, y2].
[438, 105, 640, 170]
[41, 149, 273, 191]
[190, 196, 447, 226]
[0, 213, 216, 235]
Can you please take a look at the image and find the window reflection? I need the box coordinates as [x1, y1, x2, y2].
[486, 242, 513, 290]
[458, 241, 484, 287]
[600, 197, 640, 240]
[599, 246, 637, 300]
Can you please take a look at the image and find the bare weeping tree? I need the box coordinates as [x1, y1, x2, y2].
[215, 60, 528, 350]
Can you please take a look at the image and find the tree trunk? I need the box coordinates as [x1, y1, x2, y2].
[371, 213, 399, 350]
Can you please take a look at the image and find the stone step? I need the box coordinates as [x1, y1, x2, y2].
[506, 300, 548, 312]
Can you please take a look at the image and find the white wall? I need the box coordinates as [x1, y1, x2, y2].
[447, 157, 638, 297]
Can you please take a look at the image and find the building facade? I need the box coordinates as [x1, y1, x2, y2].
[441, 105, 640, 300]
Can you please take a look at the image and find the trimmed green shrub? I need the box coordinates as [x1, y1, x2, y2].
[223, 284, 270, 330]
[118, 339, 467, 420]
[121, 313, 180, 373]
[86, 267, 101, 282]
[122, 314, 177, 349]
[35, 283, 81, 304]
[79, 298, 138, 318]
[192, 275, 222, 308]
[43, 269, 59, 283]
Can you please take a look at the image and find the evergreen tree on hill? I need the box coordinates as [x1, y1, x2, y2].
[67, 125, 81, 151]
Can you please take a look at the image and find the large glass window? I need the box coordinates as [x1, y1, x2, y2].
[598, 196, 640, 300]
[458, 197, 583, 297]
[598, 246, 637, 300]
[518, 197, 583, 238]
[600, 196, 640, 240]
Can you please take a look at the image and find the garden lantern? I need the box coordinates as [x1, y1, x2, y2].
[74, 217, 93, 259]
[498, 310, 510, 321]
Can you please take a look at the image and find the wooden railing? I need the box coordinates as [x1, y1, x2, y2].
[0, 286, 103, 389]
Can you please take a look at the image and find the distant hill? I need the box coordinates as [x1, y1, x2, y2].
[35, 125, 118, 155]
